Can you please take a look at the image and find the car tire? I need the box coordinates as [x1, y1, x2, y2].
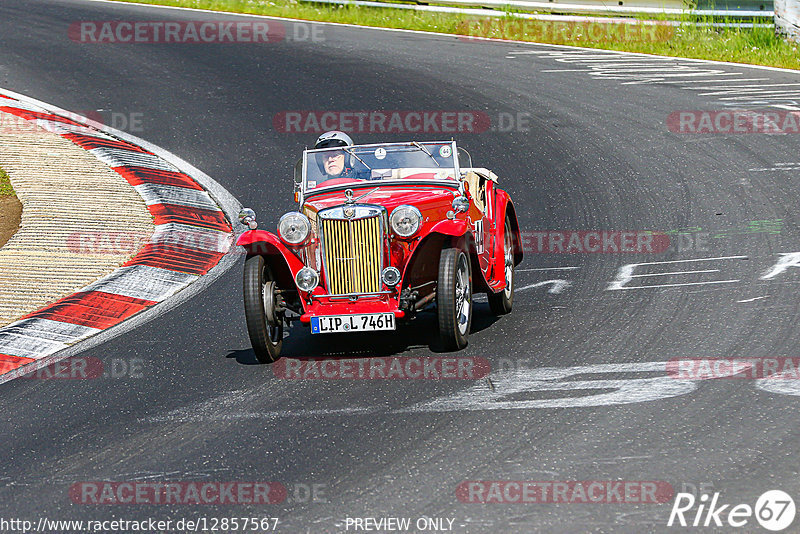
[437, 247, 472, 350]
[488, 218, 515, 315]
[244, 254, 283, 363]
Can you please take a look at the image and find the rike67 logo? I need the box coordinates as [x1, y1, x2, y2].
[668, 490, 796, 531]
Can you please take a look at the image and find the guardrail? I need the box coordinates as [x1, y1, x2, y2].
[302, 0, 773, 17]
[775, 0, 800, 39]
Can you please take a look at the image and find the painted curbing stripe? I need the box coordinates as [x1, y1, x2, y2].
[0, 354, 35, 374]
[134, 183, 221, 211]
[0, 319, 102, 359]
[89, 147, 178, 172]
[150, 223, 234, 254]
[63, 133, 149, 153]
[22, 291, 156, 330]
[78, 265, 199, 302]
[0, 107, 85, 127]
[114, 167, 204, 190]
[149, 203, 232, 232]
[33, 120, 118, 140]
[125, 244, 225, 275]
[0, 88, 238, 383]
[0, 100, 46, 112]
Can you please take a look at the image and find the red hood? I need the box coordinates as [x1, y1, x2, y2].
[303, 185, 458, 214]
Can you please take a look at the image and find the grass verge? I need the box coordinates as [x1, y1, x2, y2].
[106, 0, 800, 70]
[0, 166, 21, 248]
[0, 167, 15, 197]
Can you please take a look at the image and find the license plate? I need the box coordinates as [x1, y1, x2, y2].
[311, 313, 396, 334]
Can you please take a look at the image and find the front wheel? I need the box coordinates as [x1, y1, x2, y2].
[437, 247, 472, 350]
[244, 255, 283, 363]
[488, 218, 515, 315]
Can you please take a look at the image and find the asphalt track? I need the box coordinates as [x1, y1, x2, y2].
[2, 1, 800, 532]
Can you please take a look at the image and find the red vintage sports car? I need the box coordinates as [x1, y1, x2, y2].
[237, 141, 522, 362]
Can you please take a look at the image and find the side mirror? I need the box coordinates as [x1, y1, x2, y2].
[238, 208, 258, 229]
[452, 196, 469, 214]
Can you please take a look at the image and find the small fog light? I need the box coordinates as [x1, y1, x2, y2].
[295, 267, 319, 292]
[382, 267, 401, 287]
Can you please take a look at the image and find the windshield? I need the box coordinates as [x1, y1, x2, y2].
[302, 141, 459, 193]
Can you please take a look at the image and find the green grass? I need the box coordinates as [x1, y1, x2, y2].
[107, 0, 800, 70]
[0, 167, 15, 197]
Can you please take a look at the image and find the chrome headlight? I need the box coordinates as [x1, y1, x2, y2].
[295, 267, 319, 292]
[278, 212, 310, 245]
[390, 205, 422, 238]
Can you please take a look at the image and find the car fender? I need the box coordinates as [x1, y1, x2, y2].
[237, 230, 304, 289]
[494, 189, 523, 266]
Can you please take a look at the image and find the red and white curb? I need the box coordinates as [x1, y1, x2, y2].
[0, 89, 241, 382]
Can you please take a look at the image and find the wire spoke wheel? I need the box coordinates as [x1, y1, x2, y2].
[244, 255, 283, 363]
[438, 247, 472, 350]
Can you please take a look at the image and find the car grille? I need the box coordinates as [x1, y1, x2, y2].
[319, 214, 383, 294]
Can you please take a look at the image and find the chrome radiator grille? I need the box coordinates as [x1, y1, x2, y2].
[319, 214, 383, 294]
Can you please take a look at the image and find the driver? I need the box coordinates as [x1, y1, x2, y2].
[315, 131, 357, 180]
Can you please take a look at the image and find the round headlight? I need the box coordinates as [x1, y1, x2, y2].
[295, 267, 319, 292]
[278, 212, 310, 245]
[390, 205, 422, 238]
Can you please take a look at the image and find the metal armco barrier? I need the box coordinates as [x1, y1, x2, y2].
[302, 0, 773, 17]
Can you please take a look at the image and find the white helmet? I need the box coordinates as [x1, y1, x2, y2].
[314, 130, 353, 149]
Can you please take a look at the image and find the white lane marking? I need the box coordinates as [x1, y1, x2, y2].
[737, 295, 769, 303]
[611, 280, 739, 290]
[679, 78, 771, 87]
[400, 361, 702, 412]
[133, 183, 221, 211]
[607, 255, 746, 290]
[761, 252, 800, 280]
[757, 379, 800, 396]
[517, 266, 580, 272]
[517, 280, 573, 294]
[89, 147, 179, 172]
[750, 165, 800, 172]
[78, 265, 199, 302]
[697, 83, 800, 95]
[630, 269, 719, 277]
